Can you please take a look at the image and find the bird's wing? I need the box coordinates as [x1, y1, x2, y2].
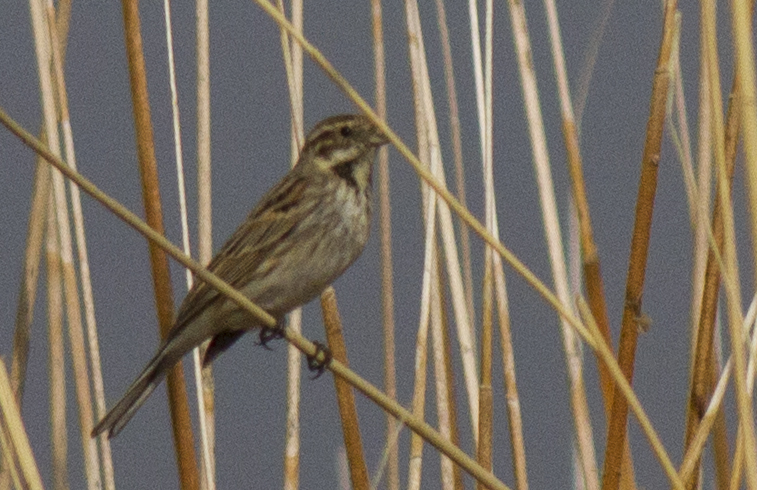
[170, 171, 319, 332]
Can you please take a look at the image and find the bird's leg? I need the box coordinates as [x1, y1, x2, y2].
[257, 318, 286, 350]
[306, 341, 333, 379]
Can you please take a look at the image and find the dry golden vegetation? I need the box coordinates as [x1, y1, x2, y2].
[1, 1, 756, 489]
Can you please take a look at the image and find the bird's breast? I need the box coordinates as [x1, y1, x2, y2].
[243, 183, 371, 318]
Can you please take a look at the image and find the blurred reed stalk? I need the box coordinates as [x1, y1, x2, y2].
[5, 0, 757, 489]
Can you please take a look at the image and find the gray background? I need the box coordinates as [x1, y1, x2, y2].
[0, 1, 746, 488]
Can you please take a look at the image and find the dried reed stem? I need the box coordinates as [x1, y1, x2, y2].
[46, 195, 68, 490]
[728, 0, 757, 484]
[322, 288, 369, 490]
[45, 2, 116, 486]
[506, 0, 598, 486]
[0, 360, 44, 490]
[477, 3, 494, 481]
[371, 2, 399, 487]
[156, 2, 216, 488]
[441, 304, 465, 490]
[576, 300, 683, 489]
[195, 0, 212, 267]
[275, 2, 305, 487]
[30, 0, 100, 486]
[121, 1, 199, 487]
[682, 10, 742, 485]
[600, 2, 679, 489]
[477, 250, 493, 490]
[405, 0, 479, 441]
[544, 0, 637, 487]
[430, 253, 455, 490]
[407, 116, 435, 489]
[434, 0, 475, 329]
[10, 153, 49, 402]
[471, 1, 530, 485]
[195, 0, 214, 482]
[4, 3, 68, 487]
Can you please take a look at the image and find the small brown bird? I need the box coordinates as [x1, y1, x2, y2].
[93, 114, 389, 438]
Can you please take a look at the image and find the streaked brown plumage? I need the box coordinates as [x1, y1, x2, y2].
[92, 114, 388, 438]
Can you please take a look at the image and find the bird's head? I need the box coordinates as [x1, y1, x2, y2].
[299, 114, 389, 191]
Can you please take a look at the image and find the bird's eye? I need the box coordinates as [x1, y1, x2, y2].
[340, 126, 353, 137]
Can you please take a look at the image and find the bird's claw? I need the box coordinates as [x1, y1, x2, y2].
[307, 342, 332, 379]
[256, 323, 285, 350]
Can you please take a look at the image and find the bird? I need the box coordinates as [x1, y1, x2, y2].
[92, 114, 389, 438]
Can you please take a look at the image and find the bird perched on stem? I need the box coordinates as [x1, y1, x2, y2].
[93, 114, 389, 438]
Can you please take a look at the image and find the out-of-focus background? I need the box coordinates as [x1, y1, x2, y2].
[0, 1, 748, 488]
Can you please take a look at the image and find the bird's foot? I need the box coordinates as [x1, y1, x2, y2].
[257, 321, 285, 350]
[307, 341, 333, 379]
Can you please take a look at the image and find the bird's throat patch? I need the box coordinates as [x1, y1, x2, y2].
[332, 159, 359, 191]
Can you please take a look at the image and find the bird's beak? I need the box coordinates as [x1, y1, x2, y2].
[371, 129, 391, 147]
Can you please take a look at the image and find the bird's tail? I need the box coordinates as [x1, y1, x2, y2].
[91, 342, 177, 439]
